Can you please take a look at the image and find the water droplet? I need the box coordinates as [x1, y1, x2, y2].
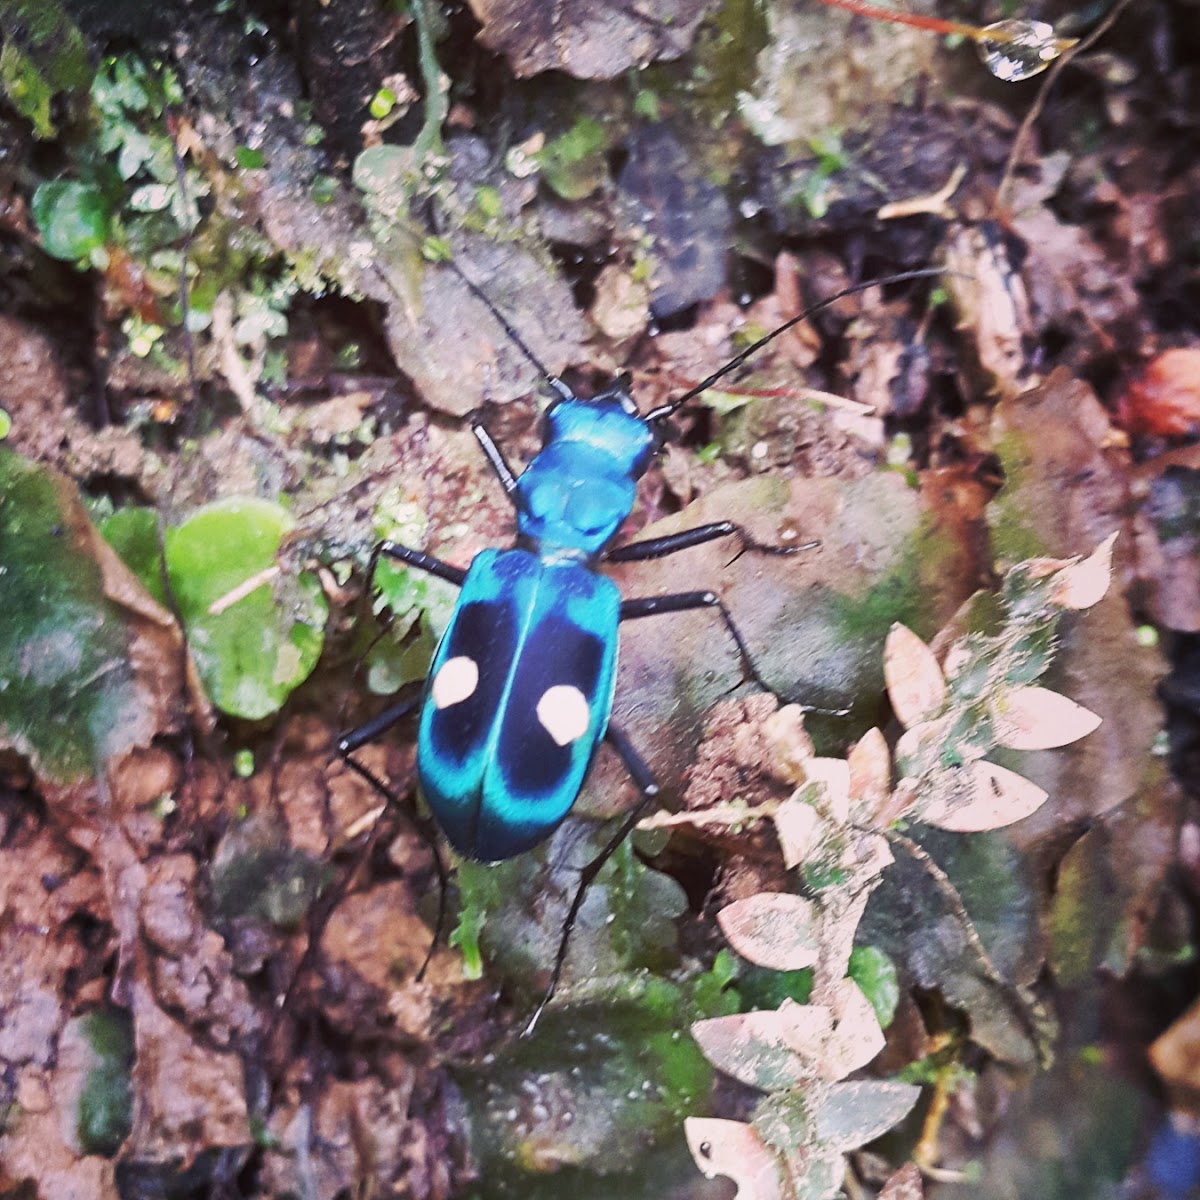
[977, 19, 1076, 82]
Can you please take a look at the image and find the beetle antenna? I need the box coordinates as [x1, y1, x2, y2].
[642, 267, 950, 422]
[442, 254, 573, 400]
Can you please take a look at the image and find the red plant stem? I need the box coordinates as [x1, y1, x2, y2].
[810, 0, 1077, 51]
[811, 0, 980, 39]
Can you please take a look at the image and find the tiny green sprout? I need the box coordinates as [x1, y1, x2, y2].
[151, 794, 176, 820]
[0, 408, 10, 439]
[808, 129, 846, 172]
[887, 432, 913, 466]
[1136, 624, 1159, 648]
[695, 442, 722, 465]
[249, 1114, 282, 1149]
[234, 145, 266, 170]
[123, 316, 164, 358]
[448, 902, 485, 980]
[369, 86, 397, 119]
[633, 88, 661, 120]
[234, 748, 256, 778]
[474, 184, 502, 219]
[309, 173, 338, 205]
[421, 235, 453, 263]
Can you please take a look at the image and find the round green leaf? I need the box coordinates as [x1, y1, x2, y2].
[165, 497, 327, 719]
[31, 180, 112, 261]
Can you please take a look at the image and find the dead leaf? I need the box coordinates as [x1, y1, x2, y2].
[943, 223, 1035, 397]
[847, 727, 893, 824]
[717, 893, 821, 971]
[779, 979, 885, 1082]
[814, 1080, 923, 1152]
[1150, 994, 1200, 1104]
[805, 758, 851, 822]
[1050, 531, 1118, 611]
[920, 761, 1049, 832]
[691, 1002, 830, 1091]
[991, 686, 1102, 750]
[685, 1117, 787, 1200]
[880, 1162, 924, 1199]
[773, 795, 823, 870]
[885, 624, 947, 728]
[1116, 347, 1200, 438]
[762, 703, 816, 786]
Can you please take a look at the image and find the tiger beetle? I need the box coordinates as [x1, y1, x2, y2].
[338, 263, 945, 1033]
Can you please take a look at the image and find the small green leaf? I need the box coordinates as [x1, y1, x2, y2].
[369, 86, 397, 119]
[848, 945, 900, 1029]
[309, 173, 338, 205]
[0, 41, 55, 137]
[420, 235, 452, 263]
[536, 116, 609, 201]
[633, 88, 661, 120]
[474, 184, 502, 219]
[0, 1, 90, 138]
[234, 145, 266, 169]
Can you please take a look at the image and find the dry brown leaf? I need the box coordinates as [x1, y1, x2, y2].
[1051, 531, 1118, 611]
[773, 795, 823, 870]
[762, 703, 816, 786]
[884, 624, 947, 728]
[920, 761, 1049, 832]
[847, 727, 893, 824]
[991, 686, 1102, 750]
[692, 1000, 834, 1089]
[805, 757, 851, 822]
[880, 1162, 925, 1199]
[780, 979, 885, 1082]
[717, 893, 821, 971]
[1149, 994, 1200, 1100]
[685, 1117, 787, 1200]
[1116, 347, 1200, 438]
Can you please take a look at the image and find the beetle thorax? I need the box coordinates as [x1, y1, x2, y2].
[514, 397, 655, 559]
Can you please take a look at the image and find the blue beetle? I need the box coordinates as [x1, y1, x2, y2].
[338, 265, 945, 1021]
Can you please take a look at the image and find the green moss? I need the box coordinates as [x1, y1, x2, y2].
[77, 1010, 133, 1156]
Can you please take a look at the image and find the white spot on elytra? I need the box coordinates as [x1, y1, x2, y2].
[431, 656, 478, 709]
[537, 685, 591, 747]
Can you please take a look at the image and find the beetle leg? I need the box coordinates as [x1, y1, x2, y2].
[606, 520, 816, 563]
[523, 722, 661, 1037]
[620, 590, 774, 693]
